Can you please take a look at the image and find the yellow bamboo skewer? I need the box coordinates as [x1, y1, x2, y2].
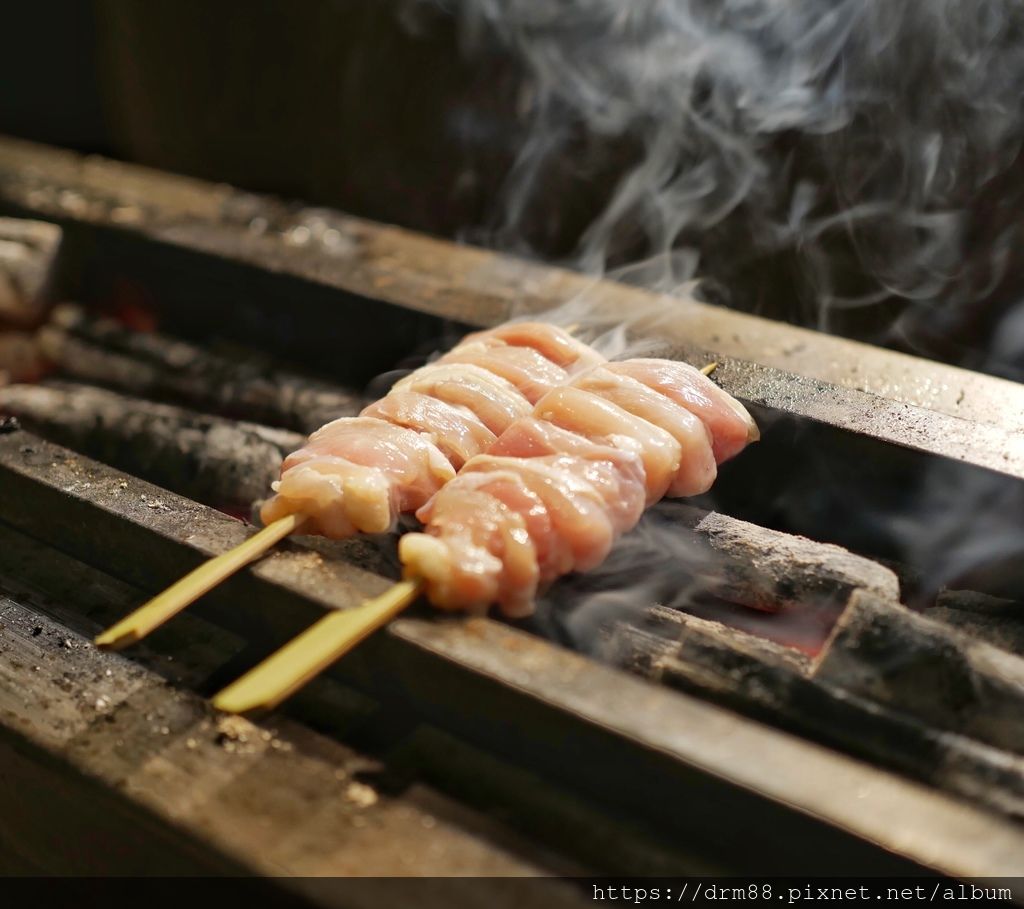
[212, 577, 423, 714]
[94, 513, 308, 650]
[212, 359, 724, 713]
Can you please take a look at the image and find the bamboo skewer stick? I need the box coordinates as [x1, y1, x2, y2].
[211, 359, 724, 713]
[94, 513, 308, 650]
[211, 578, 424, 714]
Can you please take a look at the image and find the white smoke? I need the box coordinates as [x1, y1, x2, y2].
[454, 0, 1024, 357]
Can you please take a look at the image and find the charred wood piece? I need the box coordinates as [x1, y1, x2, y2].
[0, 381, 302, 507]
[926, 589, 1024, 654]
[814, 591, 1024, 756]
[607, 607, 810, 711]
[0, 218, 62, 326]
[607, 607, 812, 720]
[667, 505, 900, 612]
[39, 305, 359, 433]
[609, 606, 1024, 820]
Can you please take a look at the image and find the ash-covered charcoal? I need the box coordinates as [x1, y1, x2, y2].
[608, 605, 1024, 821]
[0, 218, 62, 326]
[668, 505, 901, 612]
[38, 305, 360, 433]
[926, 589, 1024, 654]
[0, 381, 303, 508]
[814, 591, 1024, 756]
[605, 607, 811, 714]
[0, 416, 20, 434]
[542, 501, 900, 656]
[645, 605, 812, 673]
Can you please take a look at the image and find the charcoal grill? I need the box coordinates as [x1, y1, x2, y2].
[1, 136, 1023, 888]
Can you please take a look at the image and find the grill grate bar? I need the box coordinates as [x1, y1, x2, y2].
[1, 429, 1022, 876]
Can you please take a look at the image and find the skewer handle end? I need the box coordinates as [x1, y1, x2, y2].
[213, 577, 423, 714]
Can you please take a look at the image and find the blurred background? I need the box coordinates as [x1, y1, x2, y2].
[4, 0, 1024, 380]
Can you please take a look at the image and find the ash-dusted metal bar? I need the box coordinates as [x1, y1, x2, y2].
[0, 516, 580, 885]
[652, 348, 1024, 480]
[1, 429, 1022, 878]
[0, 135, 1023, 474]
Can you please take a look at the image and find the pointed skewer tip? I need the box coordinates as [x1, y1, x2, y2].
[94, 628, 140, 651]
[92, 513, 307, 649]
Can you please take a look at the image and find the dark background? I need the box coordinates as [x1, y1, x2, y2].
[3, 0, 1023, 377]
[0, 0, 528, 242]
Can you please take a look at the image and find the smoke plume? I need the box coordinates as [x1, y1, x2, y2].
[456, 0, 1024, 369]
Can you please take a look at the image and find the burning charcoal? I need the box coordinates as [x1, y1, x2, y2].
[0, 381, 303, 508]
[38, 304, 359, 433]
[644, 604, 811, 672]
[668, 505, 900, 611]
[926, 589, 1024, 654]
[610, 605, 1024, 820]
[0, 218, 62, 326]
[814, 591, 1024, 755]
[606, 608, 810, 715]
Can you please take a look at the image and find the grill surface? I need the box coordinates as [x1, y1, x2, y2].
[1, 136, 1024, 882]
[2, 431, 1022, 878]
[3, 136, 1024, 596]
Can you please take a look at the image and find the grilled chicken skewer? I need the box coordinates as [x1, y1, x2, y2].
[213, 360, 756, 713]
[401, 359, 757, 616]
[95, 322, 602, 648]
[97, 315, 755, 719]
[261, 322, 602, 537]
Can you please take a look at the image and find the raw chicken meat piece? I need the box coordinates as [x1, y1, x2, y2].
[262, 322, 586, 537]
[456, 321, 605, 373]
[263, 417, 454, 536]
[606, 359, 758, 462]
[401, 358, 758, 614]
[391, 362, 530, 434]
[438, 343, 569, 404]
[533, 385, 681, 503]
[361, 391, 496, 469]
[570, 365, 717, 496]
